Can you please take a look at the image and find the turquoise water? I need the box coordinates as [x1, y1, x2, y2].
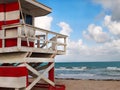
[55, 62, 120, 80]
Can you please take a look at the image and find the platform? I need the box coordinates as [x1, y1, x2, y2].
[0, 24, 67, 55]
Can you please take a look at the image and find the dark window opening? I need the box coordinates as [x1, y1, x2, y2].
[20, 13, 33, 25]
[26, 14, 32, 25]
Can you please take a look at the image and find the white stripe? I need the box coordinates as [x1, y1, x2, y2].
[6, 10, 20, 21]
[0, 12, 4, 21]
[0, 76, 26, 88]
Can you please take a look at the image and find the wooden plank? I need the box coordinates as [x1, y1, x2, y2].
[0, 77, 26, 88]
[26, 63, 55, 90]
[24, 24, 67, 37]
[2, 24, 22, 29]
[0, 58, 54, 63]
[0, 47, 19, 53]
[25, 63, 39, 76]
[25, 58, 54, 62]
[42, 76, 55, 86]
[15, 89, 19, 90]
[0, 52, 28, 63]
[17, 27, 21, 49]
[2, 30, 5, 49]
[0, 47, 65, 55]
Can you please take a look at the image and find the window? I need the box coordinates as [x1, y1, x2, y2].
[26, 14, 32, 25]
[20, 13, 33, 25]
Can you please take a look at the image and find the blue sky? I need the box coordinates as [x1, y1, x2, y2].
[38, 0, 102, 40]
[36, 0, 120, 62]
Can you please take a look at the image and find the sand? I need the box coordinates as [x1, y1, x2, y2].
[55, 79, 120, 90]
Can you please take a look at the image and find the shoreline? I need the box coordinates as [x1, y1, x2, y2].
[55, 78, 120, 81]
[55, 79, 120, 90]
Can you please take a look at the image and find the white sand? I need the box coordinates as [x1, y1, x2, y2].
[55, 79, 120, 90]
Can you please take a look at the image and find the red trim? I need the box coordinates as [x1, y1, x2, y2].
[6, 2, 19, 12]
[34, 83, 65, 90]
[0, 21, 4, 30]
[21, 41, 34, 47]
[5, 39, 34, 47]
[48, 62, 55, 90]
[6, 19, 20, 25]
[5, 38, 17, 47]
[0, 4, 4, 12]
[48, 63, 54, 82]
[0, 67, 28, 77]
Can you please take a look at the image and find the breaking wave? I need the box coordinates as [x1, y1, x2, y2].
[106, 67, 120, 71]
[55, 66, 87, 71]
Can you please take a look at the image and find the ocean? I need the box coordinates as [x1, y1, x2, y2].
[55, 62, 120, 80]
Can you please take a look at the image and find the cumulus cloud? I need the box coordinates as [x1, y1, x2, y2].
[35, 16, 53, 30]
[57, 38, 120, 62]
[83, 24, 110, 43]
[104, 15, 120, 35]
[93, 0, 120, 21]
[58, 22, 72, 36]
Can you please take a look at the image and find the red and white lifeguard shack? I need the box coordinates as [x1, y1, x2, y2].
[0, 0, 67, 90]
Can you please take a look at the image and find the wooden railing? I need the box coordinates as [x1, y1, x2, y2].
[1, 24, 67, 53]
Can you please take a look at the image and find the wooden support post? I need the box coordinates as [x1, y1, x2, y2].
[2, 30, 5, 49]
[46, 32, 48, 49]
[17, 27, 21, 49]
[64, 37, 66, 52]
[37, 35, 40, 48]
[48, 62, 54, 82]
[15, 88, 19, 90]
[48, 62, 55, 90]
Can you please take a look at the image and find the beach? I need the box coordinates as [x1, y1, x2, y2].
[56, 79, 120, 90]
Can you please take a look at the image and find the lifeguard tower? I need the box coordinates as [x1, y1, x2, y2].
[0, 0, 67, 90]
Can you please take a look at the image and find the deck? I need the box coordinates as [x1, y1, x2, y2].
[0, 23, 67, 55]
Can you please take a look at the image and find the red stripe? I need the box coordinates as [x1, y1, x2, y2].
[5, 38, 17, 47]
[0, 2, 19, 12]
[0, 4, 4, 12]
[5, 19, 20, 25]
[6, 2, 19, 12]
[22, 41, 34, 47]
[5, 39, 34, 47]
[0, 21, 4, 30]
[0, 67, 28, 77]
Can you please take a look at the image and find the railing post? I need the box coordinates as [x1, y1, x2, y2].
[17, 26, 22, 49]
[64, 37, 66, 52]
[2, 29, 5, 49]
[55, 35, 58, 51]
[46, 32, 48, 49]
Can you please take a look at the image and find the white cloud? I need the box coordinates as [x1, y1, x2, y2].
[56, 17, 120, 62]
[58, 22, 72, 36]
[35, 16, 53, 30]
[93, 0, 120, 21]
[104, 15, 120, 35]
[57, 38, 120, 62]
[83, 24, 110, 43]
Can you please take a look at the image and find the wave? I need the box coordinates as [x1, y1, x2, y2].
[55, 66, 87, 71]
[57, 73, 95, 77]
[106, 67, 120, 71]
[72, 66, 87, 70]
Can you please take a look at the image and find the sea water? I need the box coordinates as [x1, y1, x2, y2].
[55, 62, 120, 80]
